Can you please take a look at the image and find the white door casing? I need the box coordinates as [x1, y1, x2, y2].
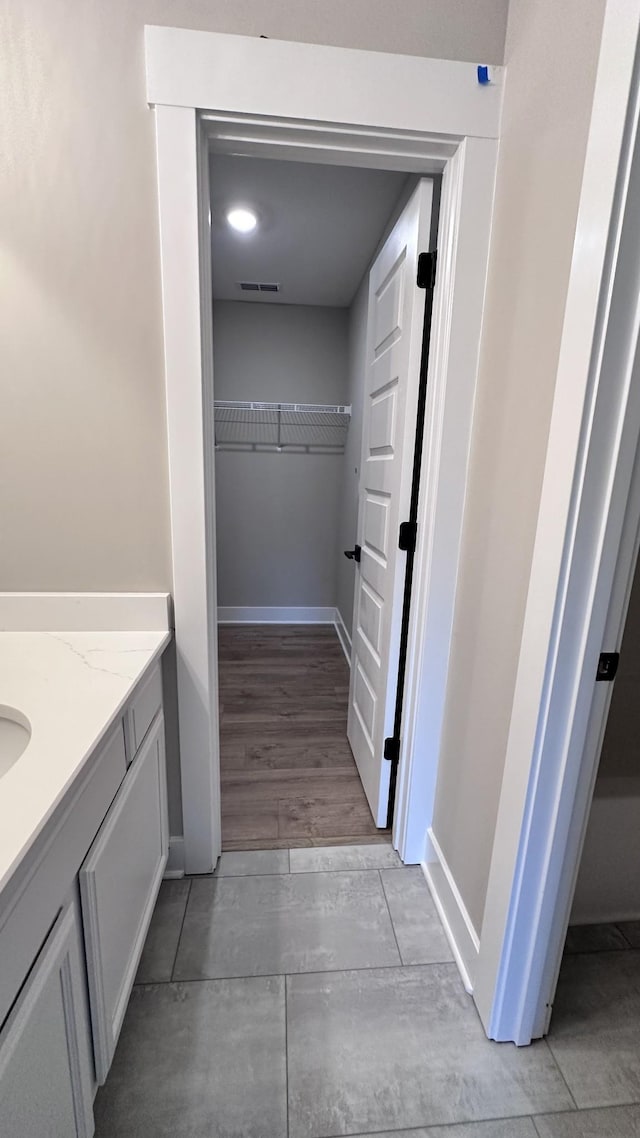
[473, 0, 640, 1044]
[146, 27, 499, 1014]
[348, 181, 433, 826]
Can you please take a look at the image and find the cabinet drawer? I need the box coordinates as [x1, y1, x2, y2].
[80, 715, 168, 1083]
[0, 722, 126, 1029]
[0, 899, 94, 1138]
[127, 663, 162, 760]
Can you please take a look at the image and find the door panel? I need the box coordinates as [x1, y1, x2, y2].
[348, 180, 434, 826]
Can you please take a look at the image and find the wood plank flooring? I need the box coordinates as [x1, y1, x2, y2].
[218, 624, 390, 850]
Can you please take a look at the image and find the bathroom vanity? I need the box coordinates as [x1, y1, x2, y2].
[0, 597, 172, 1137]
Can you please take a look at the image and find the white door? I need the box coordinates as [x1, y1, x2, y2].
[347, 179, 434, 826]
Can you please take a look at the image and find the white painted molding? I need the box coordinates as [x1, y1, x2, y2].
[145, 27, 503, 141]
[474, 0, 640, 1044]
[0, 593, 171, 632]
[334, 610, 352, 666]
[147, 25, 501, 1012]
[392, 135, 499, 867]
[217, 606, 337, 624]
[155, 104, 221, 875]
[164, 836, 185, 879]
[422, 829, 479, 995]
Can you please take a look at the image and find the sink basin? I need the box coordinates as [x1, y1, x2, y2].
[0, 707, 31, 778]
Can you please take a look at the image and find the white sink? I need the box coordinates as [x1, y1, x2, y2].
[0, 707, 31, 778]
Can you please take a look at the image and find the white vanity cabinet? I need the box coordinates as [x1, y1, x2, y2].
[80, 713, 168, 1082]
[0, 898, 94, 1138]
[0, 655, 169, 1135]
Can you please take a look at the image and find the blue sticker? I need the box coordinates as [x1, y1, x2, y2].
[477, 65, 490, 85]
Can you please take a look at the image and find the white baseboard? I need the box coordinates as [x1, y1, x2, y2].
[164, 836, 185, 878]
[422, 828, 480, 994]
[334, 609, 352, 666]
[217, 606, 337, 624]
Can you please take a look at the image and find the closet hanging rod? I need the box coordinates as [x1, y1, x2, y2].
[213, 400, 351, 414]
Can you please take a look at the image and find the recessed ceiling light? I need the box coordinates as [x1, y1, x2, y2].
[227, 207, 258, 234]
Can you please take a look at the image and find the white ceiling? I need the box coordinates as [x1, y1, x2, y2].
[209, 154, 409, 307]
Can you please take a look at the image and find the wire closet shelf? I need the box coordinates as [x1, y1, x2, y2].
[213, 400, 351, 453]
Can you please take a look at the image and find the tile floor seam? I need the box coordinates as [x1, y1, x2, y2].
[617, 922, 636, 948]
[285, 974, 291, 1138]
[169, 877, 192, 983]
[289, 865, 405, 876]
[378, 867, 404, 966]
[315, 1103, 622, 1138]
[195, 866, 399, 880]
[542, 1038, 579, 1113]
[137, 959, 462, 987]
[308, 1108, 553, 1137]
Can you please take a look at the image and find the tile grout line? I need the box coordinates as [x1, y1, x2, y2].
[310, 1108, 568, 1138]
[543, 1037, 579, 1113]
[378, 868, 404, 966]
[310, 1101, 640, 1138]
[200, 863, 405, 881]
[284, 974, 290, 1138]
[168, 878, 192, 983]
[616, 921, 637, 948]
[134, 958, 460, 989]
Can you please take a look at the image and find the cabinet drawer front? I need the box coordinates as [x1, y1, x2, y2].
[80, 715, 168, 1083]
[0, 723, 126, 1029]
[0, 900, 94, 1138]
[128, 664, 162, 757]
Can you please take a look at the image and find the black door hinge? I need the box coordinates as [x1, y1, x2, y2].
[398, 520, 417, 553]
[596, 652, 620, 681]
[417, 250, 437, 290]
[384, 736, 400, 763]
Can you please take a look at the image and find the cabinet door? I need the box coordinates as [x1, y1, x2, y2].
[0, 901, 94, 1138]
[80, 713, 168, 1083]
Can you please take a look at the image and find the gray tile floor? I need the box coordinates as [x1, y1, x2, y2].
[94, 845, 640, 1138]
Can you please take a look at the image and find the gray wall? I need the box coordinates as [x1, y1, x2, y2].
[213, 301, 348, 608]
[431, 0, 607, 936]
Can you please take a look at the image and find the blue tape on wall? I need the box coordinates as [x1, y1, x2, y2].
[477, 65, 490, 85]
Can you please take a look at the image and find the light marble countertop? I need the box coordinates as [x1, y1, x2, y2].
[0, 630, 171, 896]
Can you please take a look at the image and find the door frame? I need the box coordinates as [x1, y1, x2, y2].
[472, 0, 640, 1043]
[147, 26, 501, 878]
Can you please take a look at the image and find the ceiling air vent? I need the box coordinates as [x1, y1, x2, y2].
[238, 281, 281, 293]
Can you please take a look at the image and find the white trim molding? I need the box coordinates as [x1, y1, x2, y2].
[164, 835, 185, 879]
[146, 24, 500, 1013]
[334, 610, 352, 666]
[217, 606, 337, 624]
[155, 106, 221, 875]
[392, 135, 497, 868]
[145, 27, 503, 141]
[473, 0, 640, 1045]
[422, 828, 479, 995]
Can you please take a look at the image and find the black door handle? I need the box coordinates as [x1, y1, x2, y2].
[344, 545, 361, 563]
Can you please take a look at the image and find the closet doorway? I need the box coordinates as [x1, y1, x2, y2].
[210, 155, 437, 850]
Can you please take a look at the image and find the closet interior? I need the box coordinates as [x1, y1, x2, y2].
[209, 152, 423, 850]
[559, 543, 640, 973]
